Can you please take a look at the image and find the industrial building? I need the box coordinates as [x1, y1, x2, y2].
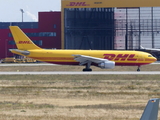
[0, 12, 61, 59]
[61, 0, 160, 51]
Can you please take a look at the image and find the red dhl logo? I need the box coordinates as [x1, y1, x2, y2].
[103, 54, 137, 61]
[18, 41, 32, 44]
[67, 2, 90, 6]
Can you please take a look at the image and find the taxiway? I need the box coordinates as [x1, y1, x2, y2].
[0, 71, 159, 75]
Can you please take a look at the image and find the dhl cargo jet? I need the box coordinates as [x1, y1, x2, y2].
[9, 26, 157, 71]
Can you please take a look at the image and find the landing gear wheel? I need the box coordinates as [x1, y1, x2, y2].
[83, 68, 92, 72]
[137, 67, 140, 72]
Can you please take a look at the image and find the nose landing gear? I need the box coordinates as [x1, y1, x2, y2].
[137, 66, 140, 71]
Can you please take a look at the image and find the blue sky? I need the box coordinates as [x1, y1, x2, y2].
[0, 0, 61, 22]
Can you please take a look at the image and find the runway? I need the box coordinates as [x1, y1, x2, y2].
[0, 62, 159, 67]
[0, 63, 159, 75]
[0, 71, 159, 75]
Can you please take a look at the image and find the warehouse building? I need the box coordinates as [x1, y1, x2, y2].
[61, 0, 160, 51]
[0, 12, 61, 59]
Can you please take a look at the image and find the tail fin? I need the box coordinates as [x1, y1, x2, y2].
[140, 98, 159, 120]
[9, 26, 41, 50]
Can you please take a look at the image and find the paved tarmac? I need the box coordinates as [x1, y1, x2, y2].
[0, 63, 159, 75]
[0, 71, 159, 75]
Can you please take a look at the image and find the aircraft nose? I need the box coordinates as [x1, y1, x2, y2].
[153, 57, 157, 62]
[152, 57, 157, 62]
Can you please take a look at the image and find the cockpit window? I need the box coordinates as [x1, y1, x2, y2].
[148, 55, 153, 57]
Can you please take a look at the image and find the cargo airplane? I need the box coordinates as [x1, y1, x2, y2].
[9, 26, 157, 71]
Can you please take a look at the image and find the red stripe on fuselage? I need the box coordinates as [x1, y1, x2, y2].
[32, 57, 73, 60]
[145, 58, 156, 61]
[43, 61, 151, 66]
[31, 57, 152, 66]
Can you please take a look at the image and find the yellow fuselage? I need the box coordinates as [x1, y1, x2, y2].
[11, 49, 157, 66]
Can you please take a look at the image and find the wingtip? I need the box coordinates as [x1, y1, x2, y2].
[140, 45, 144, 49]
[150, 98, 159, 102]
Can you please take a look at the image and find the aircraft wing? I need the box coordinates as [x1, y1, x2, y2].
[73, 54, 108, 65]
[140, 45, 160, 52]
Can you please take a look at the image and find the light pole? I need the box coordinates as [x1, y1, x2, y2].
[20, 9, 24, 22]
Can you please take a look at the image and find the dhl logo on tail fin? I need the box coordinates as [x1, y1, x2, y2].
[9, 26, 41, 50]
[18, 41, 32, 44]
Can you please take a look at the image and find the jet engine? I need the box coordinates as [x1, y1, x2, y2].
[98, 61, 115, 69]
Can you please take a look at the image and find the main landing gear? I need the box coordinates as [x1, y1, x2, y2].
[82, 62, 92, 72]
[137, 66, 140, 72]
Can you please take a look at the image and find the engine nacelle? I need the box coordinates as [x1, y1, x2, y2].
[98, 61, 115, 69]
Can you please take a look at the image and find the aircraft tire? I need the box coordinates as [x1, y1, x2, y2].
[83, 68, 92, 72]
[137, 68, 140, 72]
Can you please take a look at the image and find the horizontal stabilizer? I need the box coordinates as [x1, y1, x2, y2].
[9, 49, 30, 55]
